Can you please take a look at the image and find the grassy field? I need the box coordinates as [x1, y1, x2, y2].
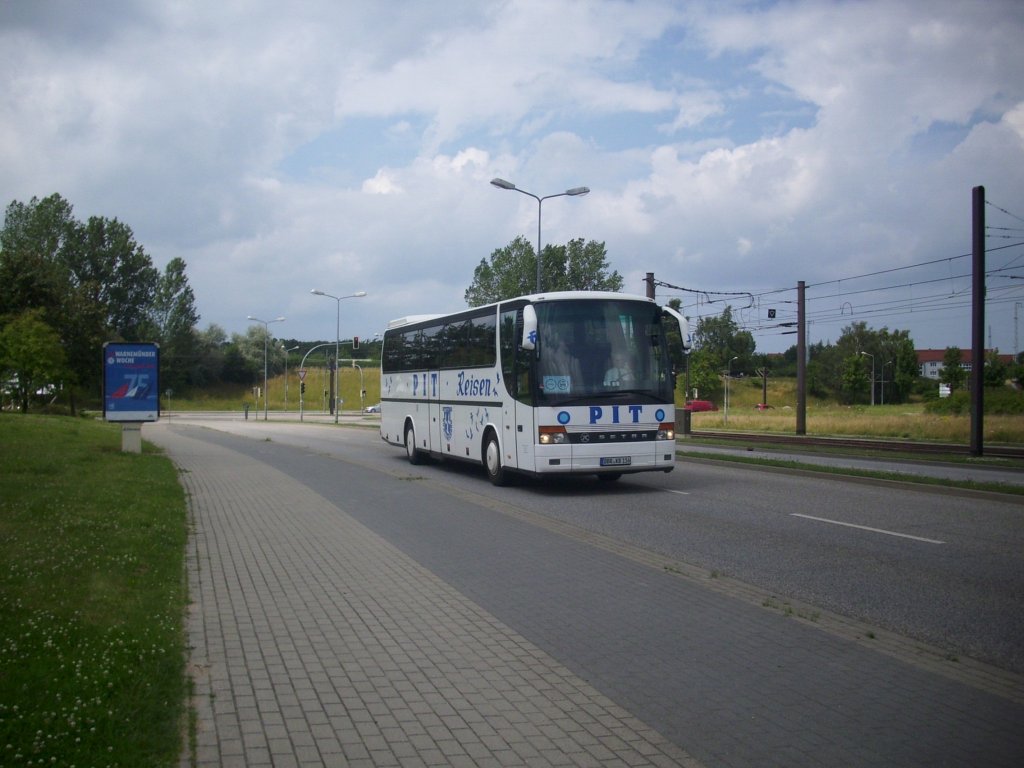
[169, 369, 1024, 444]
[690, 376, 1024, 444]
[172, 365, 379, 413]
[0, 415, 188, 767]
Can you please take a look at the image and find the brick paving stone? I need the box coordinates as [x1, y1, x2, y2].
[155, 424, 698, 768]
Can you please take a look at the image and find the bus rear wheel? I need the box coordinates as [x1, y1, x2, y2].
[405, 423, 424, 465]
[484, 432, 508, 486]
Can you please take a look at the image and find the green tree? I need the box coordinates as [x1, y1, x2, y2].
[940, 347, 966, 391]
[692, 306, 755, 372]
[0, 196, 193, 408]
[233, 326, 284, 385]
[803, 341, 837, 399]
[0, 309, 68, 413]
[220, 342, 255, 384]
[807, 322, 919, 404]
[686, 348, 722, 402]
[70, 216, 160, 341]
[547, 238, 623, 294]
[840, 353, 870, 404]
[190, 324, 228, 387]
[465, 236, 623, 306]
[0, 195, 76, 320]
[151, 258, 200, 391]
[877, 329, 918, 404]
[1, 195, 83, 409]
[983, 349, 1009, 387]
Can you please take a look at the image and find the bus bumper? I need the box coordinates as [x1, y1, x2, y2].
[532, 440, 677, 475]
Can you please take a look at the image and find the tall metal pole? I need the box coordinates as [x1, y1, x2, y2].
[247, 315, 285, 421]
[796, 281, 806, 435]
[725, 356, 737, 424]
[971, 185, 985, 456]
[536, 196, 544, 292]
[334, 299, 340, 423]
[283, 345, 298, 412]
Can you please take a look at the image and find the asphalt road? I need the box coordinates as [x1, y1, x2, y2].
[155, 415, 1024, 766]
[164, 414, 1024, 675]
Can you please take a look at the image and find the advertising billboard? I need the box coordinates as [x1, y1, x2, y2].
[103, 342, 160, 422]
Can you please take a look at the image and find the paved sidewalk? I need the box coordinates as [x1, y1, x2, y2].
[150, 423, 700, 767]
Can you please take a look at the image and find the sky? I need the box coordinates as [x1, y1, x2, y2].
[2, 0, 1023, 356]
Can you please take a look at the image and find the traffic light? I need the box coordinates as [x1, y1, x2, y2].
[300, 382, 305, 395]
[353, 335, 360, 350]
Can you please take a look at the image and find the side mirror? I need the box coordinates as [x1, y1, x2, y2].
[521, 304, 538, 351]
[662, 306, 691, 352]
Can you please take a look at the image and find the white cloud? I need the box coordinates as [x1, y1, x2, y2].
[1, 0, 1022, 354]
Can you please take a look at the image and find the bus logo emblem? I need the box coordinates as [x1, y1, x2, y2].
[442, 406, 453, 441]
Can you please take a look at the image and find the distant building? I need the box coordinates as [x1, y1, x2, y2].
[916, 349, 1014, 380]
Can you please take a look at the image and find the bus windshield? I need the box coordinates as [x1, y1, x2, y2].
[534, 299, 674, 405]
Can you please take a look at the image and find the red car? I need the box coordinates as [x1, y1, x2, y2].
[683, 400, 718, 412]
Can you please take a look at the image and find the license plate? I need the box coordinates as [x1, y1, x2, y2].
[600, 456, 632, 467]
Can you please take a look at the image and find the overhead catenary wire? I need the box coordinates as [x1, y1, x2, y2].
[652, 196, 1024, 348]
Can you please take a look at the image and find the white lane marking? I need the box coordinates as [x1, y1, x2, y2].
[791, 513, 945, 544]
[665, 489, 690, 496]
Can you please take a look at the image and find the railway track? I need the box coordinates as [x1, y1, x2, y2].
[686, 430, 1024, 460]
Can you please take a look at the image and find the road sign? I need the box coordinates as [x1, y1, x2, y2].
[298, 368, 307, 381]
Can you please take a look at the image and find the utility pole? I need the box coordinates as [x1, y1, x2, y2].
[1015, 302, 1021, 358]
[757, 359, 769, 408]
[970, 185, 985, 456]
[796, 280, 806, 435]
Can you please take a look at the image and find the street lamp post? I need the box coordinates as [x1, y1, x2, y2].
[861, 351, 875, 406]
[283, 345, 299, 412]
[247, 315, 286, 421]
[881, 359, 894, 406]
[310, 290, 367, 423]
[490, 178, 589, 293]
[725, 356, 738, 424]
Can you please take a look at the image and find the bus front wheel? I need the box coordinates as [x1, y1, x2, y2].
[405, 423, 424, 465]
[484, 432, 508, 486]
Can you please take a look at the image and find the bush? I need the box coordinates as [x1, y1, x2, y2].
[924, 386, 1024, 415]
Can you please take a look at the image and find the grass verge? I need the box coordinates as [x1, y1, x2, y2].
[678, 448, 1024, 497]
[0, 414, 189, 767]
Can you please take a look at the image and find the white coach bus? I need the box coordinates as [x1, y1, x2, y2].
[380, 291, 691, 485]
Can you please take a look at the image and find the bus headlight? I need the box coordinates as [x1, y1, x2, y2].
[539, 426, 568, 445]
[657, 423, 675, 440]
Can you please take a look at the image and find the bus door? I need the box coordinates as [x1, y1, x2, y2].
[500, 304, 535, 472]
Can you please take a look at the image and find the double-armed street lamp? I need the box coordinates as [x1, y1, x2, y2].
[490, 178, 590, 293]
[247, 315, 286, 421]
[310, 289, 367, 423]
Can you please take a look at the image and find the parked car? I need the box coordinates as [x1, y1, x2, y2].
[682, 399, 717, 412]
[364, 403, 380, 414]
